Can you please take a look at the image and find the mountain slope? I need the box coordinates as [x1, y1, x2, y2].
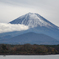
[10, 13, 58, 28]
[1, 32, 59, 45]
[10, 13, 59, 40]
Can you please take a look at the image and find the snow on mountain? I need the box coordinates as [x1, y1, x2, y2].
[10, 12, 57, 28]
[21, 13, 52, 27]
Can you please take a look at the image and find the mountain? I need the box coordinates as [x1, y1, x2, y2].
[0, 12, 59, 45]
[10, 12, 59, 40]
[0, 32, 59, 45]
[10, 12, 58, 28]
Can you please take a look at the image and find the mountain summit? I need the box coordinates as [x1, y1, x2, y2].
[10, 13, 57, 28]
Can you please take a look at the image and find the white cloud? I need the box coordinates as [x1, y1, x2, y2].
[0, 23, 29, 33]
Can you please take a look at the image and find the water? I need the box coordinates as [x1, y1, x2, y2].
[0, 55, 59, 59]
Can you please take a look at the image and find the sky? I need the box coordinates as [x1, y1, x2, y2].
[0, 0, 59, 26]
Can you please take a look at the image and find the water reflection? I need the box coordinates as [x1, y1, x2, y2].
[0, 55, 59, 59]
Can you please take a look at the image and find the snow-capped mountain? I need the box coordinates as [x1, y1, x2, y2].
[10, 12, 58, 28]
[10, 12, 59, 40]
[0, 12, 59, 45]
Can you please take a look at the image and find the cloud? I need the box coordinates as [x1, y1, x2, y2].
[0, 23, 29, 33]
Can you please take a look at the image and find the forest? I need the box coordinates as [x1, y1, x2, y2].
[0, 44, 59, 55]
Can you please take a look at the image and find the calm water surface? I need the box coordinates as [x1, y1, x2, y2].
[0, 55, 59, 59]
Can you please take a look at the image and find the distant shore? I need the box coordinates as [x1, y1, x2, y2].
[0, 44, 59, 55]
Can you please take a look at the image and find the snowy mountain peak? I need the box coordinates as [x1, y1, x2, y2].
[10, 13, 57, 28]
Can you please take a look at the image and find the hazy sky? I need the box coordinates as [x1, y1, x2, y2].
[0, 0, 59, 26]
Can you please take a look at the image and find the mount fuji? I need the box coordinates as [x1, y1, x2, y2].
[10, 13, 59, 40]
[0, 12, 59, 45]
[10, 12, 58, 28]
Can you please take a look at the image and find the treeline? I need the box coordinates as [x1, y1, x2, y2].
[0, 44, 59, 55]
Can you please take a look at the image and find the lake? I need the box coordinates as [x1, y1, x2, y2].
[0, 55, 59, 59]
